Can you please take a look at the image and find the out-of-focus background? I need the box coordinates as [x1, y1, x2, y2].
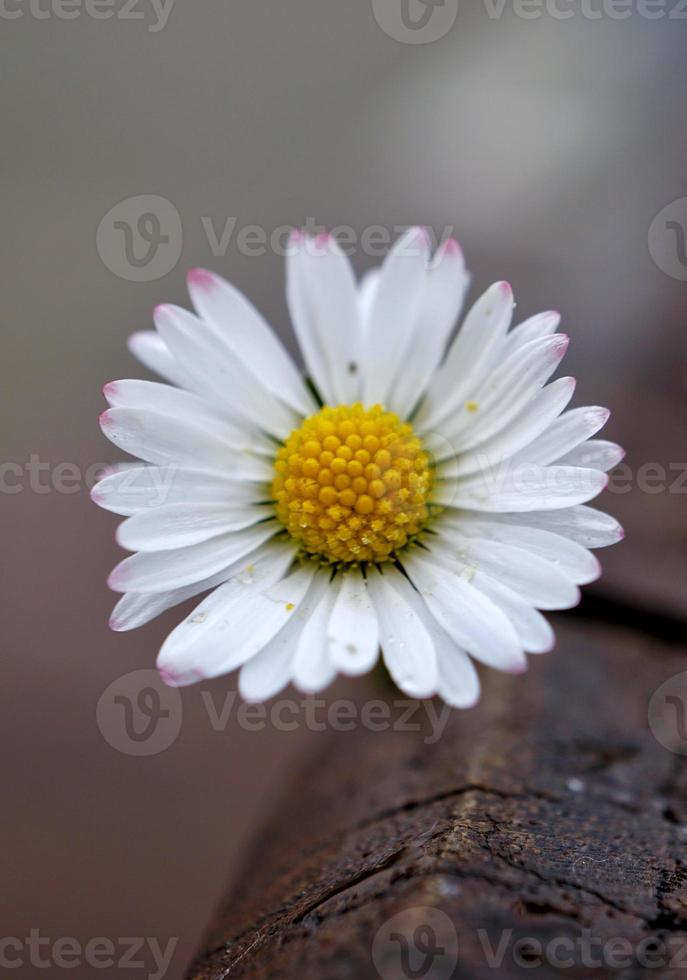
[1, 2, 686, 977]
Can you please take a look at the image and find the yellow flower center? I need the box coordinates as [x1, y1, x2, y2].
[272, 403, 433, 565]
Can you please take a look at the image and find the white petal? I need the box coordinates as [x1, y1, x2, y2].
[434, 376, 575, 472]
[437, 649, 481, 709]
[431, 334, 570, 453]
[470, 571, 554, 654]
[116, 502, 271, 552]
[389, 569, 480, 708]
[157, 564, 314, 686]
[292, 574, 339, 693]
[239, 572, 329, 701]
[388, 238, 469, 417]
[187, 268, 316, 417]
[111, 539, 295, 632]
[434, 464, 608, 511]
[286, 233, 335, 404]
[358, 268, 380, 328]
[327, 569, 380, 676]
[362, 227, 430, 406]
[92, 465, 268, 516]
[501, 311, 560, 357]
[556, 439, 625, 472]
[476, 505, 624, 549]
[127, 331, 191, 388]
[286, 232, 363, 404]
[416, 281, 514, 431]
[403, 553, 526, 672]
[110, 591, 186, 631]
[513, 406, 610, 467]
[108, 521, 280, 593]
[441, 515, 600, 584]
[103, 378, 241, 431]
[99, 407, 272, 475]
[427, 533, 580, 610]
[367, 566, 438, 699]
[104, 378, 275, 459]
[154, 304, 298, 439]
[238, 641, 294, 703]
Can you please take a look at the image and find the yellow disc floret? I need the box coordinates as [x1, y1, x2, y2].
[272, 403, 433, 564]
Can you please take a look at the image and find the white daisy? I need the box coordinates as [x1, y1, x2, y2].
[93, 227, 623, 706]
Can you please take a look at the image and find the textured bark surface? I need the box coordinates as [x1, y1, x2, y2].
[188, 613, 687, 978]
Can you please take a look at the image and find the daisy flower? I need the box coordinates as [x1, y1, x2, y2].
[93, 228, 623, 706]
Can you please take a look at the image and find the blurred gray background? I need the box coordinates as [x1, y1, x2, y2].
[2, 1, 686, 977]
